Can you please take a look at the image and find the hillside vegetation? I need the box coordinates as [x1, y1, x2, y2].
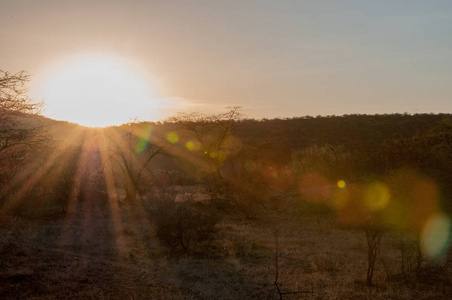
[1, 102, 452, 298]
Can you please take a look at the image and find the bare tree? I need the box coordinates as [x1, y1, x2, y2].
[0, 70, 46, 206]
[273, 229, 314, 299]
[171, 106, 243, 179]
[364, 223, 385, 286]
[107, 121, 162, 202]
[169, 107, 243, 205]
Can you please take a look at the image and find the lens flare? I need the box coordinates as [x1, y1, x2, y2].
[185, 141, 194, 150]
[422, 214, 452, 259]
[336, 184, 371, 226]
[268, 166, 278, 179]
[337, 180, 346, 189]
[135, 124, 153, 153]
[298, 172, 332, 203]
[365, 182, 390, 211]
[412, 178, 440, 230]
[167, 132, 179, 144]
[387, 169, 440, 231]
[245, 160, 257, 172]
[333, 187, 350, 209]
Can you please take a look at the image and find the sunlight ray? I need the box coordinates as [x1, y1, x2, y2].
[0, 128, 86, 214]
[59, 136, 96, 249]
[98, 134, 129, 260]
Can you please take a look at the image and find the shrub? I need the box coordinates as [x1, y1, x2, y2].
[0, 213, 26, 256]
[152, 200, 220, 254]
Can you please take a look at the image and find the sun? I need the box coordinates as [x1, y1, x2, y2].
[34, 55, 166, 127]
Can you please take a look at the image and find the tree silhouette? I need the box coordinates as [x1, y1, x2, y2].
[0, 70, 46, 206]
[107, 121, 162, 202]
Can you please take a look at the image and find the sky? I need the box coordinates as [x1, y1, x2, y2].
[1, 0, 452, 125]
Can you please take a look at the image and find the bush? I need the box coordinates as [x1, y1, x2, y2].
[152, 200, 220, 254]
[0, 213, 26, 256]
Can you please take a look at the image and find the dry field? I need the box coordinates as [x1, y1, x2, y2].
[1, 191, 451, 299]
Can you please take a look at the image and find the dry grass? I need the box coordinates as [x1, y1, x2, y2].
[0, 191, 450, 299]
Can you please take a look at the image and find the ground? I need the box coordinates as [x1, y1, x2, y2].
[1, 190, 451, 299]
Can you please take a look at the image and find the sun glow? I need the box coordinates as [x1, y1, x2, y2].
[34, 55, 168, 127]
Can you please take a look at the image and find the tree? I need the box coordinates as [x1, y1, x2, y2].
[152, 199, 219, 254]
[337, 125, 452, 285]
[169, 107, 243, 203]
[222, 142, 275, 218]
[107, 121, 162, 202]
[171, 106, 243, 179]
[364, 222, 385, 286]
[0, 70, 45, 206]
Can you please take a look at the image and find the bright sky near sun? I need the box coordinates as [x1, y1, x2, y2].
[34, 55, 175, 127]
[1, 0, 452, 126]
